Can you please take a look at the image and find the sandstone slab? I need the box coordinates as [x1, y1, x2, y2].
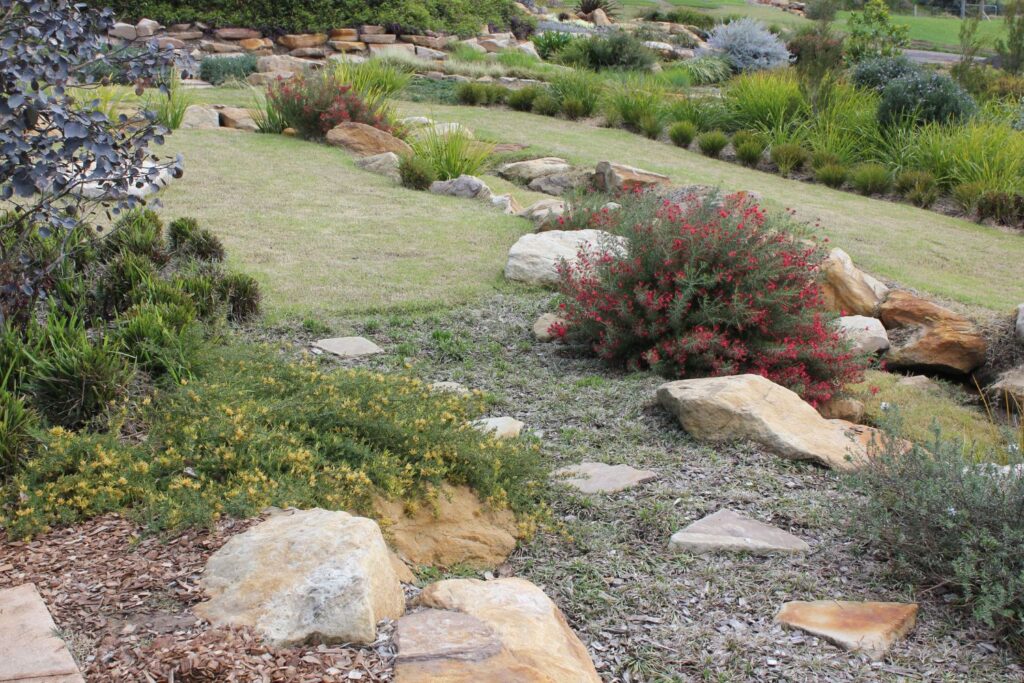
[776, 600, 918, 660]
[533, 313, 565, 342]
[180, 104, 220, 130]
[879, 291, 987, 375]
[314, 336, 383, 358]
[194, 509, 405, 647]
[330, 40, 367, 52]
[326, 122, 412, 157]
[594, 161, 669, 192]
[247, 71, 295, 86]
[529, 171, 589, 196]
[473, 416, 525, 439]
[331, 28, 359, 40]
[109, 22, 137, 41]
[135, 18, 161, 38]
[670, 509, 809, 555]
[431, 381, 470, 396]
[0, 583, 84, 682]
[820, 248, 889, 316]
[657, 374, 874, 470]
[518, 198, 566, 224]
[498, 157, 572, 183]
[215, 28, 261, 41]
[429, 175, 492, 201]
[400, 578, 600, 682]
[218, 106, 257, 131]
[990, 366, 1024, 411]
[555, 462, 658, 494]
[356, 151, 401, 181]
[375, 484, 517, 569]
[838, 315, 889, 355]
[505, 229, 627, 287]
[257, 54, 319, 73]
[278, 33, 328, 49]
[362, 33, 397, 44]
[819, 397, 865, 423]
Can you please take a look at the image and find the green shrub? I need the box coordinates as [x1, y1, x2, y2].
[144, 71, 194, 130]
[851, 56, 920, 92]
[850, 162, 892, 195]
[736, 140, 766, 167]
[730, 130, 763, 150]
[104, 209, 166, 263]
[168, 218, 226, 262]
[668, 120, 697, 148]
[456, 81, 509, 106]
[845, 0, 910, 62]
[0, 389, 35, 480]
[810, 149, 841, 170]
[642, 8, 716, 30]
[555, 191, 864, 406]
[665, 56, 733, 87]
[845, 430, 1024, 653]
[533, 31, 578, 60]
[113, 303, 200, 381]
[219, 273, 262, 323]
[770, 143, 808, 175]
[977, 190, 1018, 223]
[96, 251, 158, 317]
[804, 0, 839, 22]
[697, 130, 729, 158]
[532, 92, 562, 117]
[550, 71, 602, 118]
[639, 112, 665, 140]
[399, 153, 438, 190]
[2, 344, 546, 537]
[507, 86, 541, 111]
[605, 79, 666, 132]
[410, 127, 494, 180]
[953, 181, 986, 214]
[199, 55, 258, 86]
[725, 70, 806, 132]
[895, 170, 939, 207]
[815, 163, 849, 188]
[263, 69, 394, 140]
[558, 32, 656, 71]
[665, 97, 735, 132]
[878, 72, 977, 127]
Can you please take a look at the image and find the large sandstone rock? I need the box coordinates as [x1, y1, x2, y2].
[180, 105, 220, 130]
[657, 374, 879, 470]
[518, 198, 566, 224]
[505, 229, 627, 287]
[326, 123, 412, 157]
[109, 22, 137, 41]
[838, 315, 889, 355]
[215, 28, 262, 41]
[429, 175, 493, 201]
[135, 18, 161, 38]
[247, 71, 295, 87]
[879, 291, 987, 375]
[356, 152, 401, 181]
[375, 484, 518, 569]
[256, 54, 318, 74]
[594, 161, 669, 192]
[990, 366, 1024, 411]
[194, 509, 405, 647]
[278, 33, 328, 49]
[497, 157, 572, 183]
[396, 578, 600, 682]
[218, 106, 257, 132]
[669, 509, 809, 555]
[529, 171, 590, 196]
[0, 584, 84, 683]
[820, 248, 889, 316]
[776, 600, 918, 660]
[591, 8, 612, 25]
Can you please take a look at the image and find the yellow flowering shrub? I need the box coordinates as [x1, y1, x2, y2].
[2, 345, 545, 538]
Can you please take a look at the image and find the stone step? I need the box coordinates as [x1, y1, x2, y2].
[0, 583, 84, 682]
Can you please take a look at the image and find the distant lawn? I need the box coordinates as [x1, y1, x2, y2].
[398, 102, 1024, 315]
[158, 130, 531, 321]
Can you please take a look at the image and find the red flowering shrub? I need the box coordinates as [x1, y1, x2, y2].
[265, 72, 392, 140]
[555, 192, 864, 406]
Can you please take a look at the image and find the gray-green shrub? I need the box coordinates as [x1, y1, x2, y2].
[878, 72, 977, 127]
[707, 18, 791, 72]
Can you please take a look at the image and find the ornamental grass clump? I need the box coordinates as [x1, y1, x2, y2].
[555, 192, 864, 406]
[697, 130, 729, 157]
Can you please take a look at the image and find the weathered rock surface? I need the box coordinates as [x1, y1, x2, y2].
[776, 600, 919, 660]
[669, 509, 809, 555]
[180, 104, 221, 130]
[897, 374, 938, 391]
[498, 157, 572, 183]
[505, 229, 626, 287]
[555, 462, 658, 494]
[473, 416, 525, 439]
[594, 161, 669, 192]
[532, 313, 565, 342]
[135, 18, 161, 38]
[326, 123, 412, 157]
[362, 33, 397, 44]
[396, 578, 600, 682]
[314, 336, 383, 358]
[429, 175, 493, 201]
[375, 485, 517, 569]
[657, 374, 878, 470]
[592, 8, 612, 25]
[820, 248, 889, 316]
[431, 381, 470, 396]
[491, 193, 523, 215]
[879, 291, 987, 375]
[838, 315, 890, 355]
[278, 33, 328, 49]
[0, 583, 84, 683]
[356, 152, 401, 181]
[194, 509, 405, 647]
[215, 27, 261, 41]
[257, 54, 318, 73]
[518, 198, 566, 224]
[819, 397, 865, 424]
[218, 106, 257, 131]
[990, 366, 1024, 410]
[529, 171, 590, 196]
[109, 22, 137, 41]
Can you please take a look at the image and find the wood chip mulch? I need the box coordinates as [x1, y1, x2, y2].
[0, 514, 394, 682]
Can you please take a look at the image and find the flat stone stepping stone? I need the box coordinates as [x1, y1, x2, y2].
[473, 416, 524, 439]
[431, 381, 470, 396]
[0, 583, 84, 682]
[314, 336, 383, 358]
[554, 462, 657, 494]
[776, 600, 918, 660]
[669, 509, 809, 555]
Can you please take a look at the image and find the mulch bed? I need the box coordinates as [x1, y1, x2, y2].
[0, 515, 393, 681]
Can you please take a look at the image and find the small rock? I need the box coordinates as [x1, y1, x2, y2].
[218, 107, 257, 132]
[330, 40, 367, 53]
[415, 46, 446, 60]
[497, 157, 571, 183]
[247, 71, 295, 87]
[429, 175, 493, 201]
[897, 375, 937, 391]
[314, 337, 383, 358]
[532, 313, 565, 342]
[431, 381, 470, 396]
[215, 27, 262, 41]
[819, 397, 865, 423]
[361, 33, 397, 44]
[839, 315, 890, 355]
[109, 22, 137, 41]
[776, 600, 918, 660]
[202, 40, 244, 53]
[669, 509, 809, 555]
[989, 366, 1024, 411]
[355, 152, 401, 181]
[1016, 303, 1024, 341]
[473, 417, 525, 439]
[256, 54, 319, 74]
[528, 171, 588, 196]
[180, 105, 220, 130]
[135, 18, 161, 38]
[156, 36, 186, 50]
[517, 41, 541, 59]
[517, 198, 566, 223]
[594, 161, 669, 192]
[591, 8, 612, 25]
[490, 194, 522, 215]
[290, 47, 327, 58]
[554, 462, 658, 494]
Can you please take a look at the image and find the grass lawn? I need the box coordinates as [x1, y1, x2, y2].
[397, 102, 1024, 315]
[157, 130, 531, 321]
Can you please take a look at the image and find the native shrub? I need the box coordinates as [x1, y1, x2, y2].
[576, 0, 620, 17]
[550, 71, 602, 118]
[199, 55, 258, 86]
[555, 192, 863, 405]
[219, 272, 262, 322]
[953, 181, 986, 214]
[845, 0, 910, 62]
[697, 130, 729, 157]
[850, 56, 920, 92]
[533, 31, 579, 60]
[558, 32, 656, 71]
[736, 141, 766, 167]
[532, 92, 562, 117]
[508, 86, 542, 111]
[707, 18, 791, 72]
[409, 128, 493, 180]
[851, 162, 892, 195]
[804, 0, 839, 22]
[642, 8, 716, 30]
[399, 154, 438, 190]
[878, 73, 977, 128]
[895, 170, 939, 207]
[815, 163, 848, 188]
[168, 218, 226, 262]
[976, 190, 1018, 224]
[771, 142, 809, 175]
[669, 120, 697, 147]
[0, 389, 35, 479]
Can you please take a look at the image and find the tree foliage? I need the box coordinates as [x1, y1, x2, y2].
[845, 0, 910, 62]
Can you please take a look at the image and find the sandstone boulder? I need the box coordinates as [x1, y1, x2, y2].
[415, 46, 446, 60]
[331, 28, 359, 40]
[879, 291, 987, 375]
[135, 18, 161, 38]
[529, 171, 589, 196]
[156, 36, 186, 50]
[532, 312, 565, 342]
[0, 584, 84, 683]
[498, 157, 572, 183]
[517, 41, 542, 59]
[818, 397, 865, 423]
[491, 194, 523, 215]
[203, 40, 244, 53]
[330, 40, 367, 53]
[109, 22, 137, 41]
[194, 509, 405, 647]
[838, 315, 889, 355]
[356, 152, 401, 181]
[505, 230, 626, 287]
[215, 28, 261, 41]
[555, 462, 658, 494]
[180, 105, 220, 130]
[479, 38, 512, 52]
[256, 54, 318, 73]
[396, 578, 600, 682]
[592, 8, 612, 25]
[375, 484, 518, 569]
[518, 198, 566, 224]
[239, 37, 271, 50]
[429, 175, 493, 201]
[657, 374, 879, 470]
[326, 123, 412, 157]
[473, 416, 525, 439]
[776, 600, 918, 660]
[990, 366, 1024, 411]
[670, 509, 809, 555]
[218, 107, 257, 131]
[278, 33, 328, 49]
[594, 161, 669, 192]
[362, 34, 397, 44]
[820, 248, 889, 316]
[247, 71, 294, 86]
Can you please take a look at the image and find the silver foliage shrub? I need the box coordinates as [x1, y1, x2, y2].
[707, 18, 791, 72]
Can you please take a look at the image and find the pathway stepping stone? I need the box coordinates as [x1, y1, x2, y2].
[669, 509, 809, 555]
[0, 583, 84, 682]
[431, 381, 470, 396]
[776, 600, 918, 660]
[314, 337, 383, 358]
[473, 416, 524, 439]
[554, 462, 658, 494]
